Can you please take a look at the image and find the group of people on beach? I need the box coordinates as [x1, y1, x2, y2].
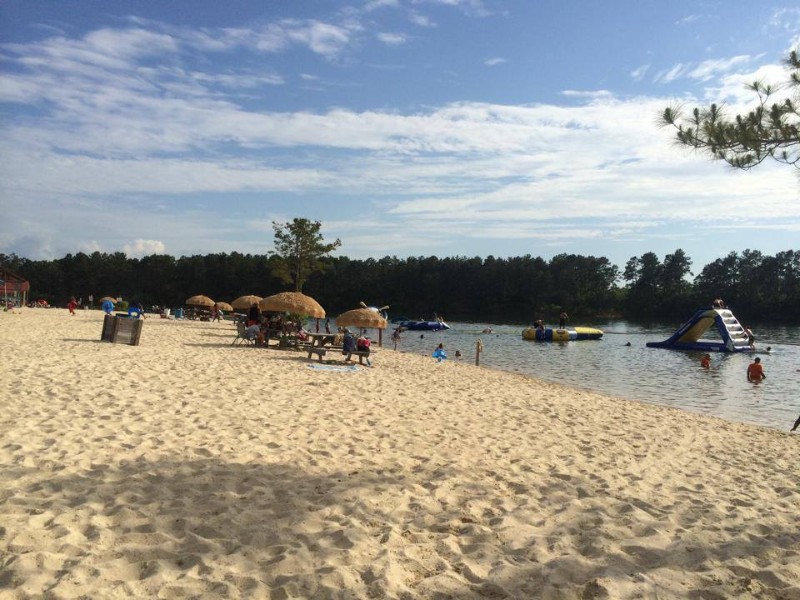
[241, 302, 373, 365]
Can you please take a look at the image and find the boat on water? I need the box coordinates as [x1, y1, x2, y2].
[522, 326, 603, 341]
[393, 316, 450, 331]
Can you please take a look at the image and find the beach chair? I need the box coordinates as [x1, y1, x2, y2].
[232, 320, 256, 346]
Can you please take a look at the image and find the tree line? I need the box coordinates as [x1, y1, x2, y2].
[2, 248, 798, 324]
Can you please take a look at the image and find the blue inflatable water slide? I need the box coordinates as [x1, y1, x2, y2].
[646, 307, 752, 353]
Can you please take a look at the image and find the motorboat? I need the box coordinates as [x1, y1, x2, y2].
[394, 318, 450, 331]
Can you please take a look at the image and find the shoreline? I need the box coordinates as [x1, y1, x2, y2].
[1, 308, 799, 598]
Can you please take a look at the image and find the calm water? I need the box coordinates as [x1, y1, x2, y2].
[383, 320, 800, 432]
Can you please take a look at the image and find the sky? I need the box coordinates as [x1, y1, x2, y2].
[1, 0, 798, 274]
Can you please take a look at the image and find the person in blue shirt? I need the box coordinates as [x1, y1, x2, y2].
[432, 343, 447, 361]
[342, 329, 357, 360]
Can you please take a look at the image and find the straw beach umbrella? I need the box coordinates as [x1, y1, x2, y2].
[231, 295, 262, 311]
[259, 291, 325, 318]
[216, 301, 233, 312]
[336, 307, 388, 346]
[98, 296, 117, 303]
[335, 308, 388, 330]
[185, 295, 215, 308]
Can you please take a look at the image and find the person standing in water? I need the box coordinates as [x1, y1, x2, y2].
[747, 357, 765, 382]
[700, 353, 711, 369]
[744, 325, 755, 350]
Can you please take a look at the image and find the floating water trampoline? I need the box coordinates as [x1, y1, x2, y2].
[521, 326, 604, 341]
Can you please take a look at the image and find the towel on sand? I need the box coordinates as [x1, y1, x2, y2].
[306, 364, 360, 372]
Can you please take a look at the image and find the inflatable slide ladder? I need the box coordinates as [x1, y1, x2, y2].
[646, 307, 751, 353]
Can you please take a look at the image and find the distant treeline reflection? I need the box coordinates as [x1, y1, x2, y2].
[2, 248, 798, 324]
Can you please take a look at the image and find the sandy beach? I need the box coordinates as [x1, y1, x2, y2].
[1, 308, 798, 599]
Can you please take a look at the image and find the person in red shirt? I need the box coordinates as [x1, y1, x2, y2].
[67, 297, 78, 316]
[747, 357, 765, 382]
[700, 353, 711, 369]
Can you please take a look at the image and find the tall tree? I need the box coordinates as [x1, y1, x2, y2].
[660, 249, 693, 297]
[271, 218, 341, 292]
[661, 50, 799, 170]
[623, 252, 662, 315]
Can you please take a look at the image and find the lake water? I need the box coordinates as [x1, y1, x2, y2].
[384, 320, 800, 432]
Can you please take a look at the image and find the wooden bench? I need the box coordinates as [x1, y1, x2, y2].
[306, 347, 371, 365]
[307, 347, 327, 362]
[345, 350, 372, 365]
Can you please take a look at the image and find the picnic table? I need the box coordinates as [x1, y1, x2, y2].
[304, 332, 372, 365]
[304, 332, 337, 360]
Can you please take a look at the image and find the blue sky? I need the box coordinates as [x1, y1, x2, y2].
[1, 0, 798, 273]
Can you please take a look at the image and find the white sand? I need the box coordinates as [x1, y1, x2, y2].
[1, 308, 799, 599]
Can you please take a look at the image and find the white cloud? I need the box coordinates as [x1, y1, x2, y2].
[767, 8, 800, 33]
[561, 90, 612, 99]
[365, 0, 400, 10]
[704, 63, 793, 106]
[675, 14, 700, 26]
[77, 240, 103, 254]
[630, 64, 650, 81]
[654, 63, 686, 84]
[1, 19, 798, 264]
[123, 239, 167, 258]
[409, 12, 436, 27]
[688, 55, 752, 81]
[377, 32, 407, 45]
[484, 57, 506, 67]
[420, 0, 491, 18]
[283, 20, 356, 58]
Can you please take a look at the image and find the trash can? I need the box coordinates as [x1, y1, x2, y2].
[100, 314, 144, 346]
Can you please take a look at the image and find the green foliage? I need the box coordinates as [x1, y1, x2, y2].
[661, 50, 800, 170]
[623, 250, 694, 317]
[3, 248, 799, 323]
[271, 218, 342, 292]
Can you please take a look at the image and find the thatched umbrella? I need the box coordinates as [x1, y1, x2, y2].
[335, 308, 388, 330]
[231, 295, 262, 311]
[259, 291, 325, 318]
[186, 295, 215, 308]
[336, 307, 388, 347]
[98, 296, 117, 303]
[216, 301, 233, 312]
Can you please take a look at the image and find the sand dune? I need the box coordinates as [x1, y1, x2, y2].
[1, 308, 798, 599]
